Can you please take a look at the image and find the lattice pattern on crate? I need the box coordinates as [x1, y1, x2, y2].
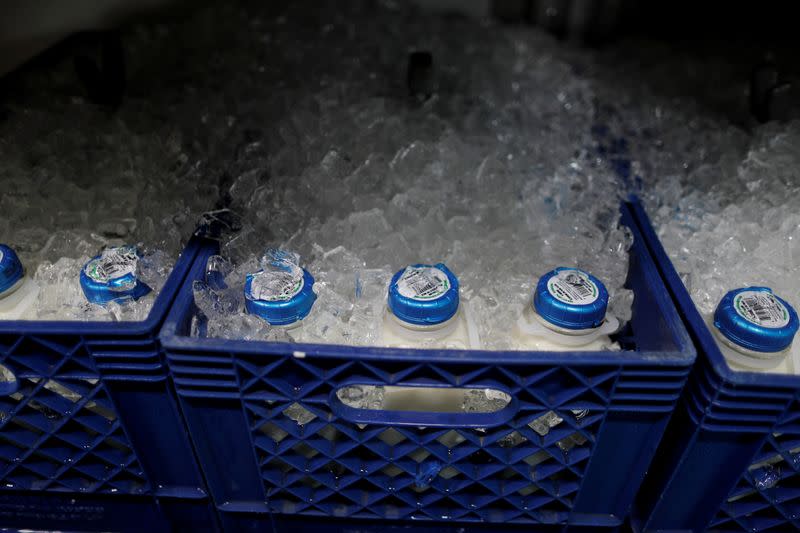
[710, 428, 800, 532]
[0, 335, 148, 494]
[236, 354, 618, 524]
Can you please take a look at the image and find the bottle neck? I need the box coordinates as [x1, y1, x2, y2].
[387, 307, 459, 333]
[531, 307, 603, 337]
[516, 306, 618, 349]
[712, 323, 790, 365]
[0, 276, 26, 301]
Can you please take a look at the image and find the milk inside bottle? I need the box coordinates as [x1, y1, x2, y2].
[511, 267, 620, 450]
[376, 263, 482, 421]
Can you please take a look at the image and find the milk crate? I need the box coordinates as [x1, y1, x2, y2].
[161, 202, 694, 532]
[0, 236, 217, 532]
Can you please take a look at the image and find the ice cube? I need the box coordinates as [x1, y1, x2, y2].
[283, 403, 317, 426]
[336, 384, 385, 410]
[462, 389, 511, 413]
[528, 411, 564, 436]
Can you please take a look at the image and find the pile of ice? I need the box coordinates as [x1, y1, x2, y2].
[0, 8, 239, 320]
[581, 43, 800, 323]
[646, 121, 800, 319]
[0, 107, 189, 320]
[188, 1, 634, 348]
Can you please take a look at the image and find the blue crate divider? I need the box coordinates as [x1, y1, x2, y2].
[629, 198, 800, 533]
[160, 202, 695, 532]
[0, 236, 217, 532]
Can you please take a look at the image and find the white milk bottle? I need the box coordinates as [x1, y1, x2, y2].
[377, 263, 482, 424]
[711, 287, 799, 375]
[512, 267, 621, 450]
[380, 263, 480, 350]
[514, 267, 620, 351]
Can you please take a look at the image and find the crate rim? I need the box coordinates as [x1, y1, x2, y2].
[160, 201, 695, 369]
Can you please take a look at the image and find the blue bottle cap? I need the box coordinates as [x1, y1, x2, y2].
[80, 245, 152, 305]
[388, 263, 460, 326]
[244, 267, 316, 326]
[714, 287, 799, 353]
[0, 245, 24, 296]
[533, 267, 609, 330]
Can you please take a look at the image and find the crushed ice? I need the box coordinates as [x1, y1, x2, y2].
[182, 1, 635, 347]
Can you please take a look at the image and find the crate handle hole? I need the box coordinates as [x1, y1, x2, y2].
[331, 383, 517, 428]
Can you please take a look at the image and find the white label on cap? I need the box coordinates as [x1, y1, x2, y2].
[250, 269, 304, 302]
[396, 266, 450, 301]
[734, 291, 790, 329]
[546, 269, 599, 305]
[0, 250, 4, 264]
[85, 246, 138, 283]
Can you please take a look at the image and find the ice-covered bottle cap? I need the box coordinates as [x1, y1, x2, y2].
[80, 245, 152, 305]
[533, 267, 609, 330]
[714, 287, 799, 353]
[388, 263, 460, 326]
[0, 244, 24, 296]
[244, 267, 316, 326]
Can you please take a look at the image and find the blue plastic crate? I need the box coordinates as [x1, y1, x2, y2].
[0, 236, 217, 532]
[160, 202, 695, 532]
[629, 199, 800, 533]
